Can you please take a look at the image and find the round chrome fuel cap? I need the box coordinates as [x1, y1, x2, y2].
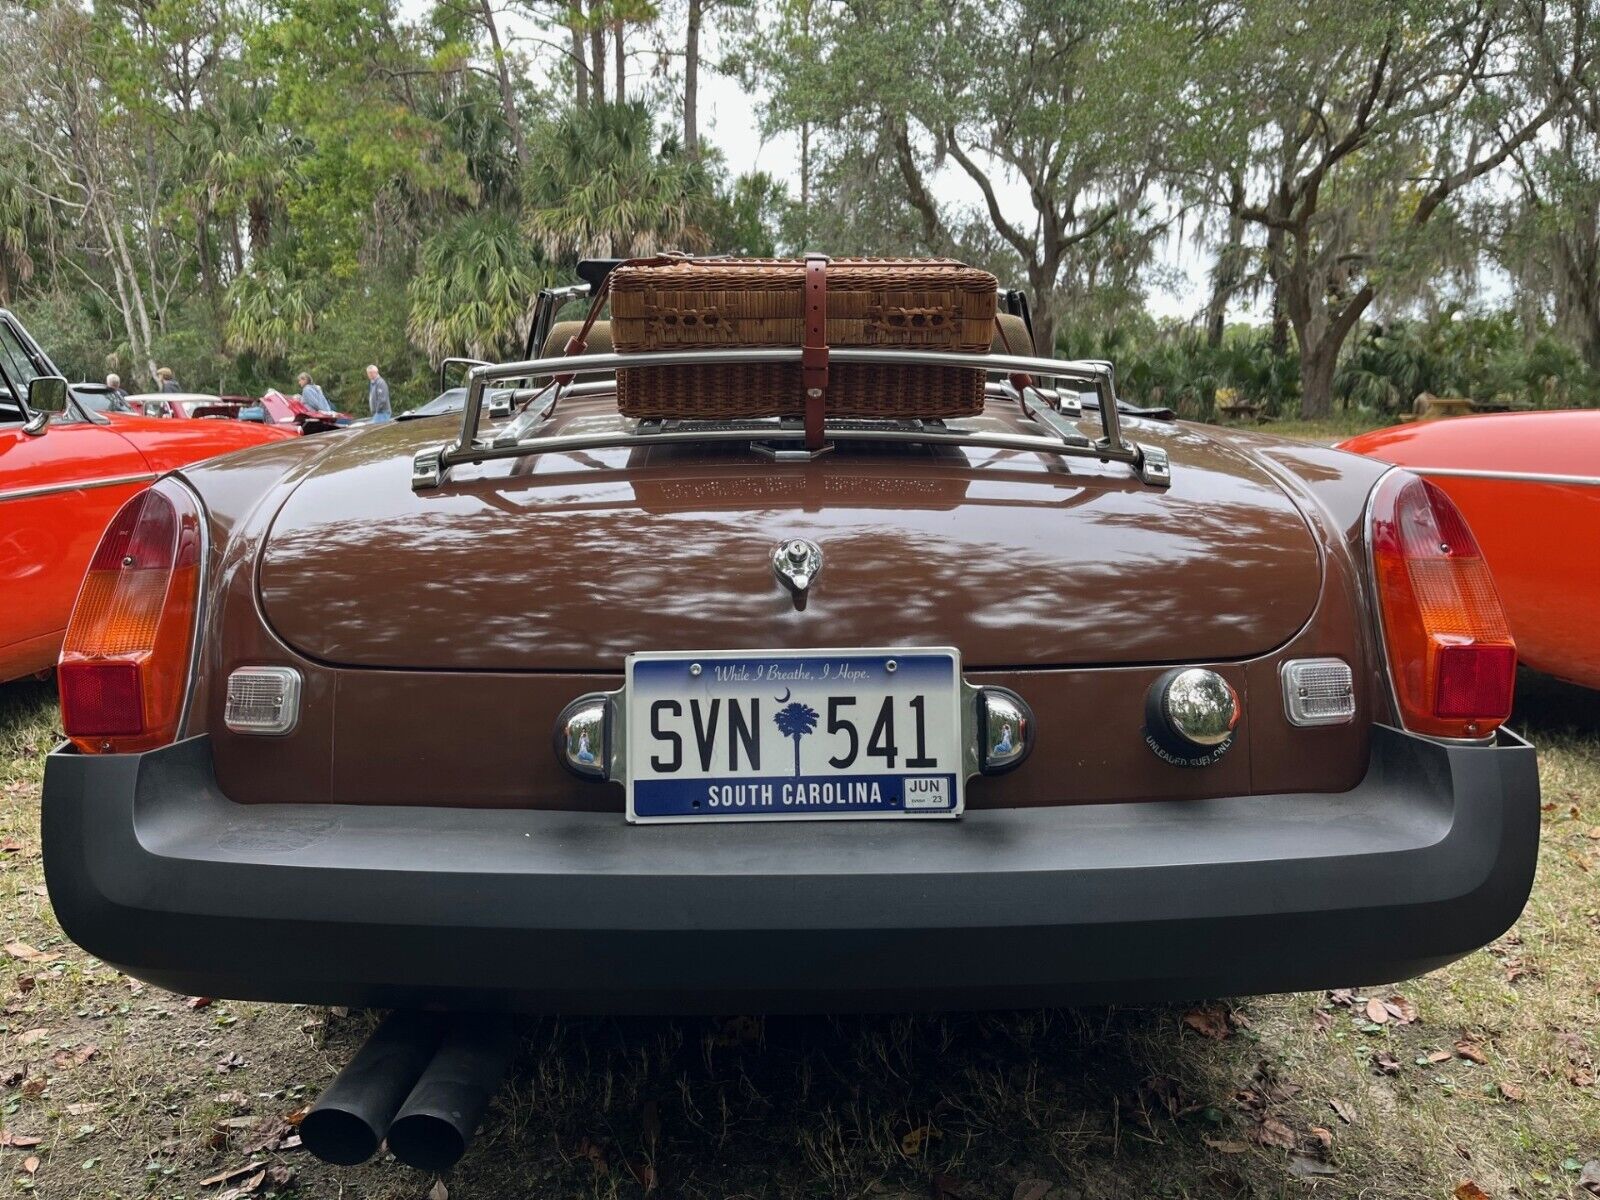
[1144, 667, 1240, 766]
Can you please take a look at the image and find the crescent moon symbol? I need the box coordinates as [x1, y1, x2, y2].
[775, 688, 792, 703]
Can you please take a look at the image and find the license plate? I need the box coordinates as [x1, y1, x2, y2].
[626, 648, 964, 822]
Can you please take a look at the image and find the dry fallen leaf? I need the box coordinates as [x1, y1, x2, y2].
[1455, 1039, 1489, 1065]
[15, 1028, 47, 1046]
[575, 1137, 608, 1178]
[1427, 1049, 1454, 1064]
[1497, 1081, 1524, 1102]
[1385, 995, 1418, 1024]
[900, 1125, 941, 1156]
[1328, 988, 1356, 1007]
[185, 996, 214, 1011]
[1311, 1009, 1335, 1034]
[626, 1157, 658, 1192]
[1364, 997, 1389, 1024]
[19, 1156, 38, 1175]
[0, 1133, 41, 1148]
[1308, 1125, 1334, 1148]
[1329, 1098, 1355, 1124]
[197, 1161, 264, 1188]
[1289, 1153, 1337, 1178]
[1204, 1137, 1250, 1154]
[1577, 1160, 1600, 1196]
[1454, 1182, 1491, 1200]
[3, 943, 47, 964]
[1182, 1007, 1232, 1040]
[1012, 1180, 1053, 1200]
[1254, 1116, 1297, 1150]
[1372, 1051, 1402, 1075]
[1503, 958, 1534, 983]
[429, 1181, 449, 1200]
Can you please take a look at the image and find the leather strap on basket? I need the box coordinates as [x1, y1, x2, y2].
[993, 314, 1034, 396]
[802, 254, 829, 449]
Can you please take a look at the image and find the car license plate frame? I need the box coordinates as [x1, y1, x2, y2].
[625, 647, 965, 823]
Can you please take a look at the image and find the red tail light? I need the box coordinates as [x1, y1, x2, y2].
[58, 483, 203, 753]
[1370, 471, 1515, 738]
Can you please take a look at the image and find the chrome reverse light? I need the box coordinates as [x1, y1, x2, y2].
[224, 667, 302, 735]
[1281, 658, 1356, 727]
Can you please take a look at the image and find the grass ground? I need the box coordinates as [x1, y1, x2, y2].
[1205, 414, 1394, 444]
[0, 676, 1595, 1200]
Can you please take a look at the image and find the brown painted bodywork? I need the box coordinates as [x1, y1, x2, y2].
[177, 397, 1393, 812]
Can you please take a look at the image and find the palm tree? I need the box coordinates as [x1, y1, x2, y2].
[523, 101, 716, 259]
[407, 211, 549, 360]
[224, 265, 318, 358]
[773, 701, 819, 778]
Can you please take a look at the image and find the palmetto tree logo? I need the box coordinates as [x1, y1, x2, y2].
[772, 692, 819, 778]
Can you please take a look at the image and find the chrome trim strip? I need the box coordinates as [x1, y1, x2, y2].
[1365, 468, 1407, 731]
[171, 476, 210, 741]
[1412, 466, 1600, 488]
[0, 472, 157, 504]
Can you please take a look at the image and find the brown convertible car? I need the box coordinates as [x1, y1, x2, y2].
[43, 257, 1538, 1017]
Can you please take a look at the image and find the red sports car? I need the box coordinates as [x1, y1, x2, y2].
[125, 392, 245, 420]
[1339, 409, 1600, 690]
[241, 388, 353, 433]
[0, 309, 294, 684]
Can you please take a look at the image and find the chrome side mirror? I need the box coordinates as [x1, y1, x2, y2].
[22, 375, 70, 436]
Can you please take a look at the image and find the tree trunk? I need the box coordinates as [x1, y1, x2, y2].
[1289, 286, 1373, 420]
[588, 0, 605, 107]
[1297, 338, 1340, 420]
[194, 203, 221, 320]
[683, 0, 701, 153]
[798, 120, 810, 246]
[1027, 261, 1056, 358]
[570, 9, 588, 109]
[479, 0, 528, 167]
[613, 18, 624, 104]
[1207, 179, 1246, 351]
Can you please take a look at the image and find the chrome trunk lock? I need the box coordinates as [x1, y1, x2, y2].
[772, 538, 823, 609]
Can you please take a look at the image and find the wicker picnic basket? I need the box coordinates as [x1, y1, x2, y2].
[606, 257, 998, 420]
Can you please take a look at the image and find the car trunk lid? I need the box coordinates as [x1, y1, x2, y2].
[256, 407, 1322, 671]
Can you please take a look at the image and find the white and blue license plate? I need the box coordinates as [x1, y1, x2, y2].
[626, 648, 964, 823]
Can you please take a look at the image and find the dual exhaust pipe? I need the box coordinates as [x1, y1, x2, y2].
[300, 1011, 516, 1172]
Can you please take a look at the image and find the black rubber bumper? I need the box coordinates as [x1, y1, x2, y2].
[42, 726, 1539, 1013]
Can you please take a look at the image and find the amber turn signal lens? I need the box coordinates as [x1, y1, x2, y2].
[58, 483, 202, 753]
[1370, 471, 1515, 739]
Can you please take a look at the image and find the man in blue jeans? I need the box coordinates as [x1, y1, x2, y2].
[365, 364, 392, 423]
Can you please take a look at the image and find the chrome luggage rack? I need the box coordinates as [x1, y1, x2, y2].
[411, 346, 1172, 491]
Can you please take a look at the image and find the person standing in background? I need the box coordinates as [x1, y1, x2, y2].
[156, 367, 180, 393]
[104, 373, 126, 402]
[365, 364, 391, 423]
[297, 372, 333, 413]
